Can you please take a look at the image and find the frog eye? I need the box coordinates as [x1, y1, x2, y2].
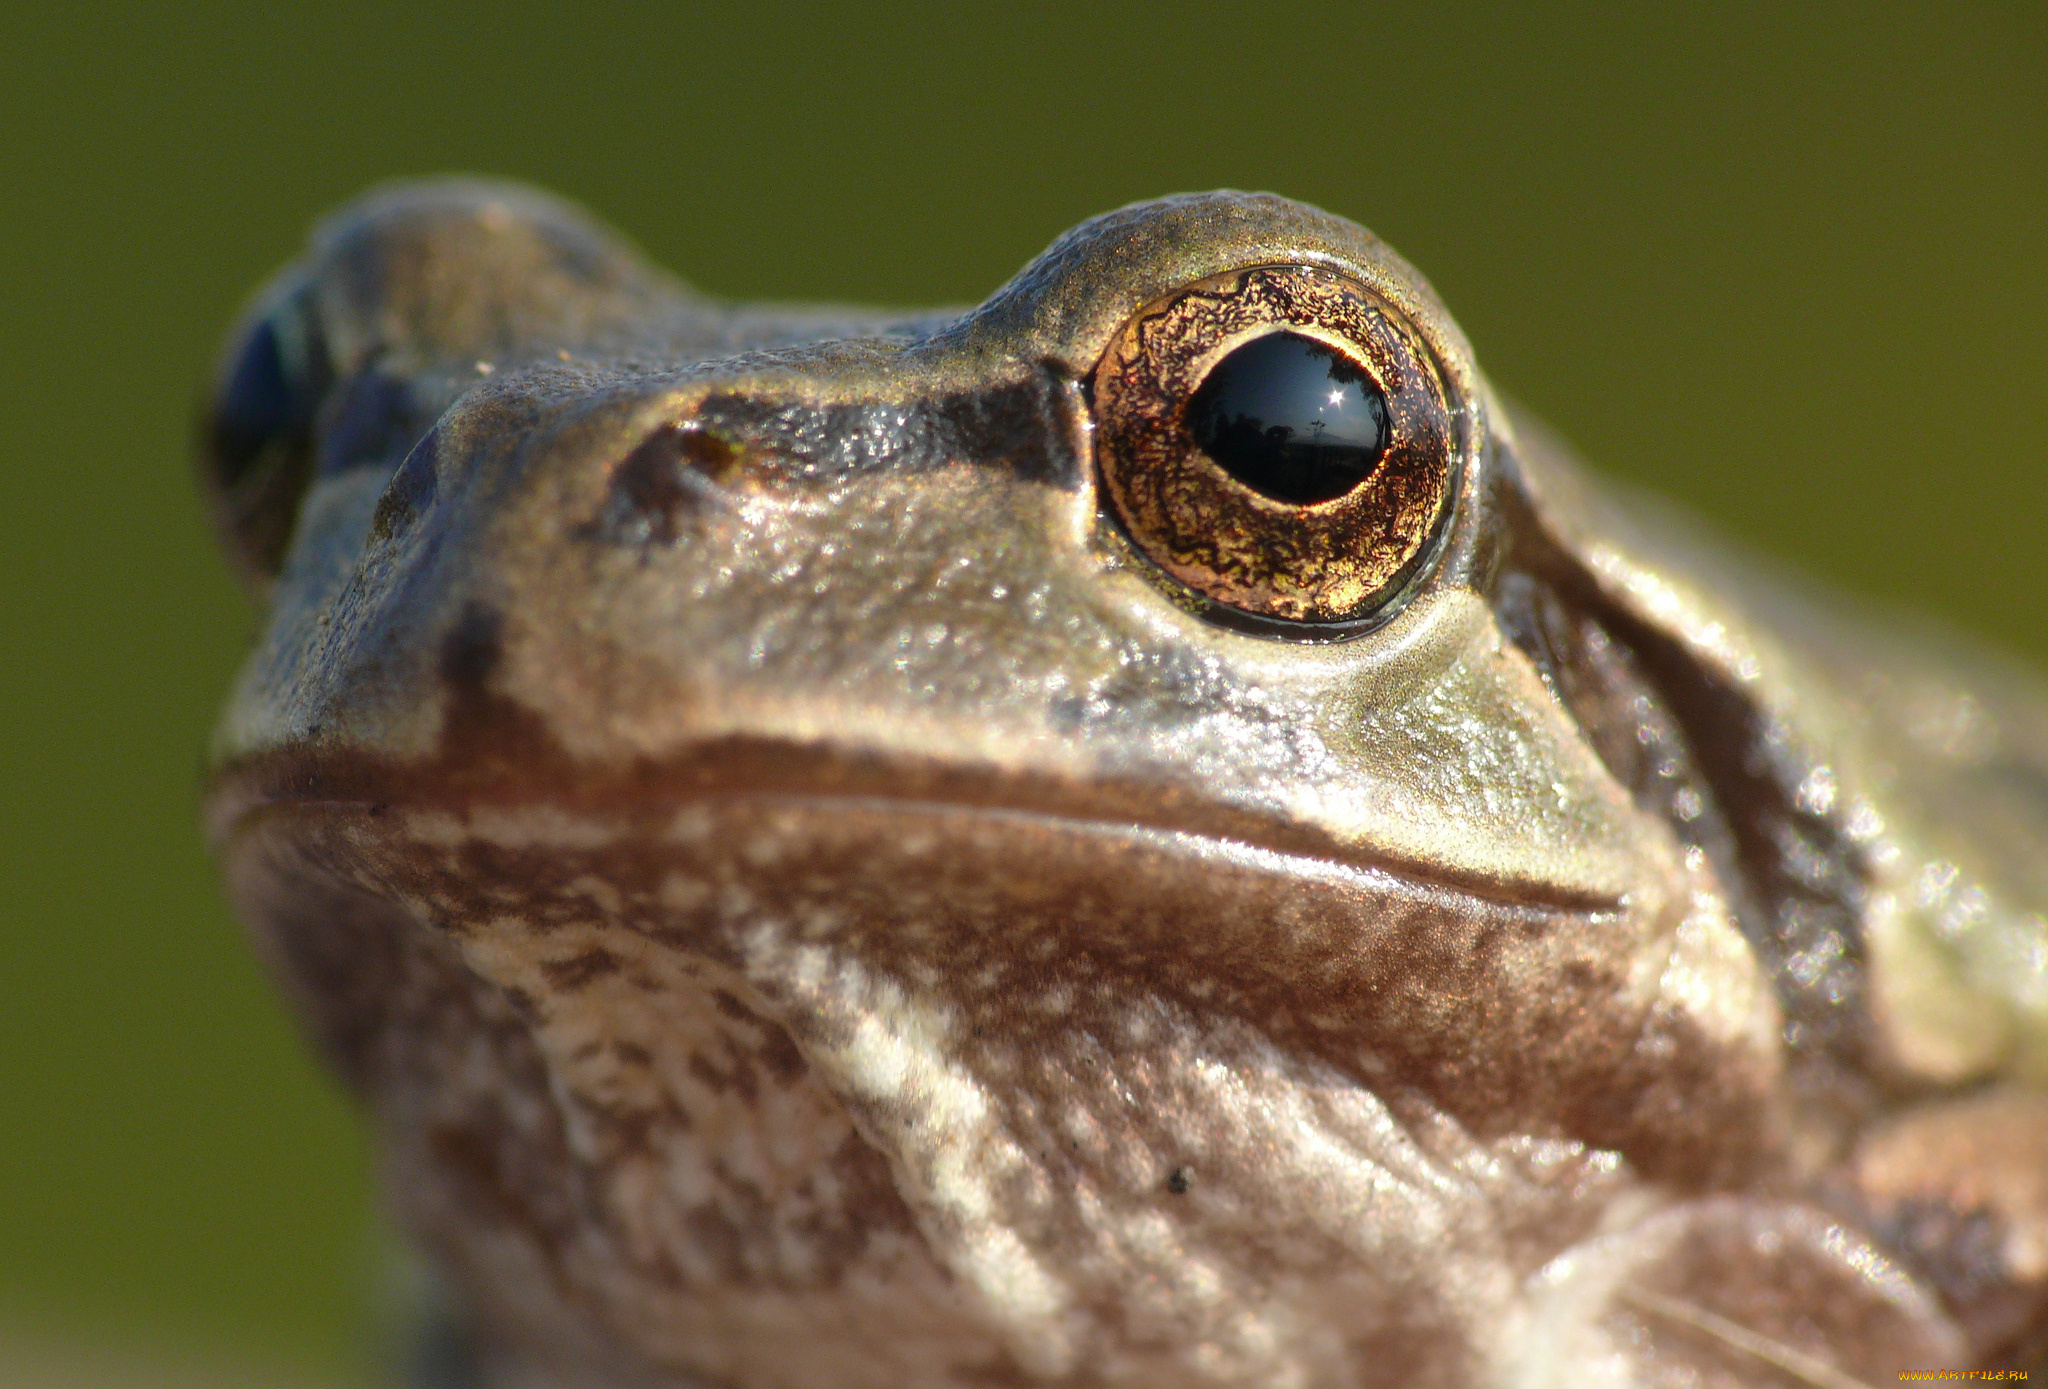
[200, 277, 334, 584]
[1091, 265, 1458, 631]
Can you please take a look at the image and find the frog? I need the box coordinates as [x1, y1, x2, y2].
[197, 180, 2048, 1389]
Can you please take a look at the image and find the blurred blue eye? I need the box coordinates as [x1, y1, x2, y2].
[214, 320, 292, 476]
[208, 290, 330, 491]
[202, 280, 333, 579]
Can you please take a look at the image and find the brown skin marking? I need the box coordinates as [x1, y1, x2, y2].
[234, 854, 598, 1338]
[440, 600, 505, 694]
[234, 827, 965, 1385]
[1841, 1090, 2048, 1359]
[587, 423, 731, 547]
[541, 947, 625, 992]
[688, 376, 1075, 489]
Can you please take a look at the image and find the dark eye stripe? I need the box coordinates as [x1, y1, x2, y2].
[686, 373, 1070, 489]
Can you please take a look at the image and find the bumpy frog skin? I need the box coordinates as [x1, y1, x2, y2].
[199, 183, 2048, 1388]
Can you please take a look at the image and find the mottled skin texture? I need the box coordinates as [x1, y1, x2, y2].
[199, 183, 2048, 1388]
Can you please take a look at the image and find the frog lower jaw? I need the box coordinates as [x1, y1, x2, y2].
[223, 793, 1945, 1388]
[222, 783, 1782, 1163]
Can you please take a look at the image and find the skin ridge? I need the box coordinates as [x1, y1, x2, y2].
[1494, 503, 1879, 1103]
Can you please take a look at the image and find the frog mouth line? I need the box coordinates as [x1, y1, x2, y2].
[211, 750, 1624, 920]
[697, 791, 1622, 917]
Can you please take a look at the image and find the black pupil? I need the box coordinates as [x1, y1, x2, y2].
[1185, 331, 1388, 504]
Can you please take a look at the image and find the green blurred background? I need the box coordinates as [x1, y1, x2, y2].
[2, 2, 2042, 1382]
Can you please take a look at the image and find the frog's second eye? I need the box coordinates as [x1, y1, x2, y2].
[200, 278, 333, 584]
[1091, 265, 1458, 631]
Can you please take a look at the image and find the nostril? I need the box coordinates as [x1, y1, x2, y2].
[596, 423, 740, 547]
[369, 426, 441, 543]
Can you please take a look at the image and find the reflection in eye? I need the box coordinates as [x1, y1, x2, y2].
[1186, 331, 1388, 505]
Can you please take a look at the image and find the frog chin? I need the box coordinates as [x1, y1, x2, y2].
[215, 778, 1789, 1388]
